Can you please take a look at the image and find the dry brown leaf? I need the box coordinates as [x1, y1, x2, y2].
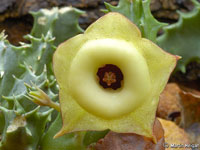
[179, 87, 200, 143]
[179, 88, 200, 128]
[159, 118, 190, 150]
[157, 83, 181, 124]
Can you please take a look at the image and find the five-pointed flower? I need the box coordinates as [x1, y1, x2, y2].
[53, 12, 178, 139]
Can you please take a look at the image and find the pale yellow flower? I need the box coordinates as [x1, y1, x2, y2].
[53, 12, 178, 139]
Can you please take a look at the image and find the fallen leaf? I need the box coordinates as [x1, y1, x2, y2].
[179, 87, 200, 143]
[159, 118, 190, 150]
[157, 83, 181, 124]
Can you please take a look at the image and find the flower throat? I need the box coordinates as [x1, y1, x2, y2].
[97, 64, 123, 90]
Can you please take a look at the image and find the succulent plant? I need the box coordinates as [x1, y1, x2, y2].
[30, 7, 84, 46]
[103, 0, 166, 42]
[157, 0, 200, 72]
[0, 5, 88, 149]
[0, 29, 59, 149]
[53, 12, 177, 140]
[0, 105, 53, 150]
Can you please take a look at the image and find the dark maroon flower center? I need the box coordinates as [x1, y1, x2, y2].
[97, 64, 124, 90]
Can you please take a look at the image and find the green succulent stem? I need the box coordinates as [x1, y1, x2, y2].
[0, 6, 95, 150]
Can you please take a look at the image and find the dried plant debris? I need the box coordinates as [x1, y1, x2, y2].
[157, 83, 200, 145]
[157, 83, 181, 124]
[94, 119, 164, 150]
[179, 87, 200, 129]
[158, 118, 190, 150]
[185, 123, 200, 144]
[179, 88, 200, 143]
